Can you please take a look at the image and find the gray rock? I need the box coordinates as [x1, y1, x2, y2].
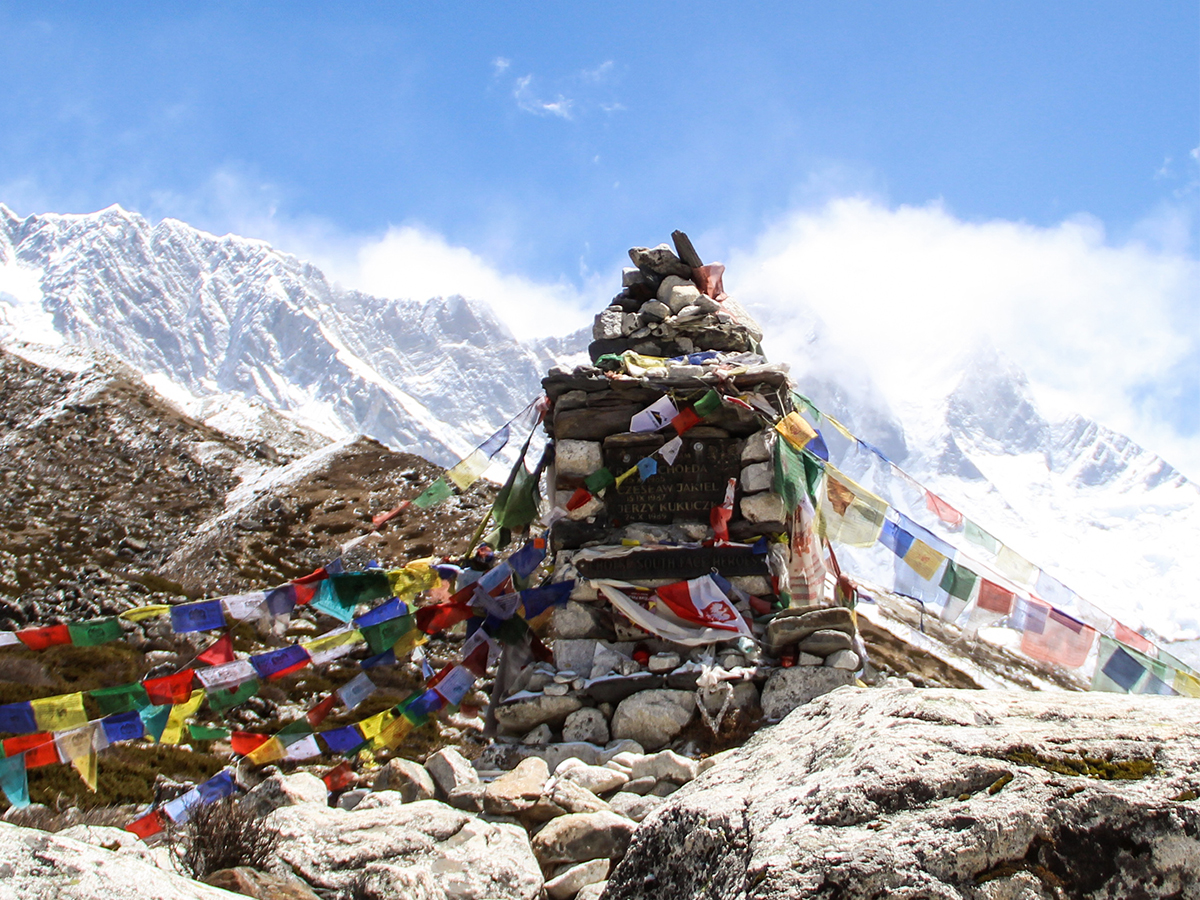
[650, 780, 680, 797]
[336, 788, 370, 810]
[630, 749, 699, 784]
[532, 811, 637, 865]
[484, 756, 550, 816]
[555, 440, 604, 477]
[0, 821, 234, 899]
[798, 629, 854, 656]
[554, 639, 600, 676]
[826, 649, 862, 670]
[640, 300, 670, 322]
[592, 306, 625, 341]
[559, 761, 629, 795]
[798, 652, 824, 666]
[605, 688, 1200, 900]
[523, 723, 554, 745]
[741, 429, 775, 464]
[740, 461, 774, 493]
[661, 282, 703, 315]
[241, 770, 328, 817]
[760, 666, 857, 720]
[563, 707, 610, 745]
[740, 491, 787, 523]
[270, 799, 542, 899]
[767, 606, 856, 649]
[621, 776, 657, 795]
[553, 602, 613, 640]
[576, 882, 608, 900]
[611, 689, 696, 751]
[586, 673, 664, 705]
[648, 652, 680, 673]
[373, 757, 437, 802]
[546, 777, 613, 815]
[546, 859, 610, 900]
[609, 791, 666, 823]
[555, 390, 589, 411]
[630, 244, 692, 278]
[447, 781, 487, 812]
[496, 693, 583, 734]
[424, 746, 479, 797]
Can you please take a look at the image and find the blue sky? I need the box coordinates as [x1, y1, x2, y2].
[1, 2, 1198, 470]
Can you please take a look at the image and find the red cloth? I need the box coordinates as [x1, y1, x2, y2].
[461, 641, 490, 677]
[125, 810, 166, 839]
[143, 669, 196, 705]
[977, 580, 1015, 615]
[197, 634, 234, 666]
[3, 732, 58, 767]
[230, 732, 271, 756]
[306, 695, 338, 728]
[416, 584, 475, 634]
[565, 488, 592, 511]
[321, 761, 355, 792]
[1115, 622, 1153, 653]
[671, 408, 701, 436]
[17, 624, 72, 650]
[292, 567, 328, 605]
[372, 500, 411, 528]
[925, 491, 964, 528]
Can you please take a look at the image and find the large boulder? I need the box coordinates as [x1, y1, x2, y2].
[372, 757, 436, 802]
[759, 666, 856, 720]
[268, 799, 542, 899]
[424, 747, 479, 798]
[531, 811, 636, 866]
[0, 821, 239, 899]
[240, 770, 328, 817]
[604, 687, 1200, 900]
[611, 690, 695, 751]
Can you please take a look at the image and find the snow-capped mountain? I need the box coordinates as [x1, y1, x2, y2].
[0, 203, 549, 466]
[3, 202, 1198, 645]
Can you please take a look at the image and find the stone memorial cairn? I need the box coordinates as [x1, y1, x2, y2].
[486, 232, 864, 771]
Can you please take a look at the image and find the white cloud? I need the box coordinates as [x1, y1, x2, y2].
[728, 197, 1200, 476]
[513, 74, 574, 119]
[349, 224, 593, 340]
[580, 60, 614, 83]
[492, 57, 510, 76]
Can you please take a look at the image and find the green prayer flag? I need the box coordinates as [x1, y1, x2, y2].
[207, 678, 259, 712]
[90, 682, 150, 716]
[939, 560, 978, 601]
[801, 453, 823, 500]
[692, 389, 722, 418]
[773, 436, 808, 511]
[68, 617, 123, 647]
[413, 478, 455, 509]
[311, 579, 357, 623]
[333, 571, 392, 606]
[362, 614, 415, 656]
[964, 520, 1001, 555]
[0, 752, 30, 809]
[187, 723, 231, 741]
[494, 465, 539, 531]
[584, 468, 616, 494]
[141, 705, 171, 743]
[492, 614, 529, 646]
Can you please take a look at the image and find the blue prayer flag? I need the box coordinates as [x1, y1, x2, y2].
[480, 425, 511, 458]
[637, 457, 658, 480]
[197, 769, 236, 804]
[325, 558, 346, 575]
[360, 648, 397, 669]
[101, 711, 145, 744]
[0, 702, 36, 736]
[251, 645, 311, 680]
[355, 597, 409, 628]
[508, 541, 546, 580]
[0, 752, 30, 809]
[520, 581, 575, 619]
[807, 430, 830, 462]
[405, 689, 446, 719]
[311, 579, 356, 623]
[1102, 647, 1146, 692]
[321, 724, 366, 753]
[170, 600, 226, 634]
[266, 585, 296, 617]
[879, 520, 915, 559]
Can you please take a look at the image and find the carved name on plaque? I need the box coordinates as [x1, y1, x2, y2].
[574, 546, 770, 581]
[603, 436, 742, 525]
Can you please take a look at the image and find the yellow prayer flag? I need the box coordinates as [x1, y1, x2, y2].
[247, 736, 286, 765]
[1174, 670, 1200, 698]
[995, 546, 1038, 586]
[388, 565, 439, 601]
[55, 726, 98, 792]
[160, 690, 206, 745]
[392, 628, 427, 661]
[613, 465, 640, 488]
[824, 414, 856, 443]
[32, 692, 88, 733]
[120, 605, 170, 622]
[775, 412, 817, 452]
[357, 709, 395, 742]
[372, 715, 413, 751]
[903, 540, 946, 581]
[816, 467, 887, 548]
[447, 450, 490, 491]
[302, 628, 365, 657]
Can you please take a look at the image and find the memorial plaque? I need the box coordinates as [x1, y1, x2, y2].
[603, 435, 742, 525]
[574, 546, 769, 581]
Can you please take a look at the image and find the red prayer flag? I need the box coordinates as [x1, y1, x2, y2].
[126, 809, 166, 840]
[1021, 602, 1095, 669]
[416, 584, 475, 634]
[461, 641, 490, 677]
[230, 732, 271, 756]
[292, 567, 328, 606]
[197, 634, 235, 666]
[976, 580, 1015, 615]
[671, 408, 702, 436]
[321, 760, 356, 792]
[372, 500, 410, 528]
[4, 732, 59, 768]
[306, 695, 338, 728]
[17, 624, 72, 651]
[1114, 622, 1153, 654]
[925, 491, 964, 528]
[143, 670, 196, 706]
[565, 488, 592, 511]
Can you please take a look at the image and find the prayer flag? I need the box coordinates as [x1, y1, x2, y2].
[404, 689, 447, 723]
[357, 709, 395, 741]
[631, 395, 679, 432]
[655, 574, 751, 636]
[17, 624, 71, 651]
[387, 564, 439, 602]
[144, 670, 196, 706]
[322, 760, 355, 791]
[163, 788, 203, 824]
[658, 436, 683, 465]
[196, 659, 255, 691]
[373, 714, 414, 750]
[995, 546, 1038, 586]
[311, 579, 356, 622]
[902, 540, 945, 581]
[0, 632, 18, 647]
[32, 692, 87, 733]
[692, 389, 723, 418]
[776, 412, 817, 452]
[250, 645, 311, 681]
[125, 810, 165, 840]
[266, 585, 297, 618]
[508, 539, 546, 580]
[806, 430, 830, 461]
[354, 597, 408, 628]
[1114, 622, 1153, 654]
[432, 665, 476, 706]
[303, 626, 365, 666]
[939, 560, 978, 601]
[1020, 603, 1095, 669]
[963, 520, 1001, 555]
[120, 605, 170, 622]
[817, 467, 887, 548]
[671, 408, 702, 435]
[4, 733, 59, 768]
[140, 704, 171, 743]
[925, 491, 964, 528]
[480, 424, 511, 458]
[334, 571, 392, 607]
[520, 581, 574, 619]
[413, 477, 456, 509]
[102, 711, 146, 744]
[55, 725, 98, 791]
[197, 770, 236, 804]
[222, 592, 267, 622]
[493, 463, 540, 530]
[637, 457, 658, 480]
[337, 673, 377, 711]
[197, 634, 235, 667]
[417, 598, 474, 635]
[1093, 638, 1146, 692]
[1174, 670, 1200, 698]
[170, 600, 226, 634]
[566, 488, 592, 510]
[361, 615, 415, 656]
[788, 495, 828, 607]
[321, 724, 366, 754]
[447, 450, 490, 491]
[584, 468, 616, 494]
[360, 648, 396, 669]
[0, 702, 36, 735]
[161, 690, 206, 745]
[283, 734, 321, 760]
[976, 580, 1015, 615]
[188, 723, 231, 741]
[879, 519, 915, 559]
[207, 678, 259, 712]
[0, 752, 30, 808]
[230, 732, 271, 756]
[67, 617, 123, 647]
[90, 682, 150, 716]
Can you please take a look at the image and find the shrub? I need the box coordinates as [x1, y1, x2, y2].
[167, 797, 279, 879]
